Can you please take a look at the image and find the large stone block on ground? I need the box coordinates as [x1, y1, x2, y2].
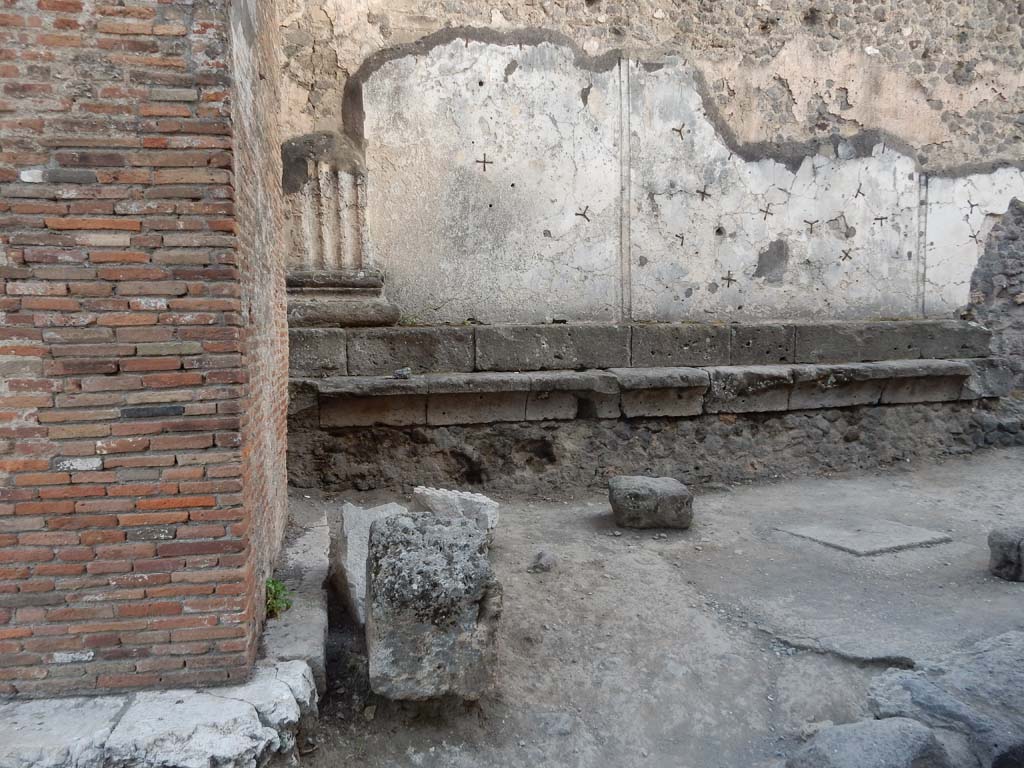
[366, 514, 502, 701]
[787, 718, 953, 768]
[475, 324, 630, 371]
[412, 486, 499, 536]
[869, 631, 1024, 768]
[347, 327, 475, 376]
[988, 526, 1024, 581]
[608, 476, 693, 529]
[331, 502, 405, 625]
[0, 695, 125, 768]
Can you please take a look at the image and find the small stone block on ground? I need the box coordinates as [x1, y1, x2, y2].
[412, 486, 500, 535]
[988, 526, 1024, 581]
[332, 502, 406, 626]
[608, 476, 694, 529]
[366, 513, 502, 701]
[780, 521, 952, 556]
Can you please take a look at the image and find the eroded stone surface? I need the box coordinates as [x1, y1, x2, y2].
[988, 526, 1024, 582]
[412, 486, 500, 535]
[332, 501, 406, 625]
[366, 514, 502, 701]
[869, 631, 1024, 768]
[0, 696, 124, 768]
[608, 475, 693, 529]
[786, 718, 953, 768]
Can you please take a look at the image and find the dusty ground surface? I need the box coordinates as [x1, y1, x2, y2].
[293, 447, 1024, 768]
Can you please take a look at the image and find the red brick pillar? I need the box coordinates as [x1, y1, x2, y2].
[0, 0, 288, 696]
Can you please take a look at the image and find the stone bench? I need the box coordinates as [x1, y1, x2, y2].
[291, 358, 1011, 428]
[290, 320, 993, 377]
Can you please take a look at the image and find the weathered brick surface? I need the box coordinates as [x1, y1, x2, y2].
[0, 0, 288, 696]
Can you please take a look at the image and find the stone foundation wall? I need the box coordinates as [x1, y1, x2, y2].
[288, 400, 1023, 495]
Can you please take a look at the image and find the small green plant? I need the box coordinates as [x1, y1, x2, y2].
[265, 578, 292, 619]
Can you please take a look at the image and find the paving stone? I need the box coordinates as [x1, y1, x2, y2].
[347, 327, 475, 375]
[730, 323, 796, 365]
[366, 513, 502, 701]
[261, 512, 330, 693]
[780, 520, 952, 556]
[475, 324, 630, 371]
[411, 487, 499, 535]
[0, 695, 124, 768]
[631, 323, 730, 367]
[869, 631, 1024, 768]
[786, 718, 953, 768]
[988, 526, 1024, 581]
[608, 476, 693, 529]
[289, 328, 347, 378]
[331, 502, 406, 625]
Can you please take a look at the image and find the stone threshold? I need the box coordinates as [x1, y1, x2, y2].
[292, 357, 1011, 427]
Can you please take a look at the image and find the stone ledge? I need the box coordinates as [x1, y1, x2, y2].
[298, 358, 998, 427]
[290, 320, 993, 377]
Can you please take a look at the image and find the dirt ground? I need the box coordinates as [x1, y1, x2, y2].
[294, 447, 1024, 768]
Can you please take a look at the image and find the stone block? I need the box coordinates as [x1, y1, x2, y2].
[528, 369, 620, 394]
[347, 327, 475, 376]
[426, 372, 532, 395]
[988, 527, 1023, 581]
[412, 487, 499, 535]
[0, 695, 125, 768]
[287, 295, 400, 328]
[704, 365, 794, 413]
[788, 363, 888, 410]
[319, 376, 426, 397]
[366, 514, 502, 701]
[879, 360, 972, 404]
[320, 394, 426, 427]
[621, 388, 704, 418]
[959, 357, 1014, 399]
[786, 718, 953, 768]
[730, 324, 796, 365]
[475, 325, 630, 371]
[526, 391, 578, 420]
[577, 392, 622, 419]
[631, 323, 730, 367]
[794, 321, 991, 364]
[427, 392, 527, 425]
[608, 476, 693, 529]
[332, 502, 406, 625]
[289, 328, 347, 378]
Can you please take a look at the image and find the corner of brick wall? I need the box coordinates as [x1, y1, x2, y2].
[0, 0, 289, 696]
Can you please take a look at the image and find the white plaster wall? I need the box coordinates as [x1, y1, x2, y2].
[362, 40, 1024, 325]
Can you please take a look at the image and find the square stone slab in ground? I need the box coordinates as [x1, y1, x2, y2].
[779, 521, 953, 556]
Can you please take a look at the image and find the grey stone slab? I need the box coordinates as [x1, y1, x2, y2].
[0, 695, 125, 768]
[794, 321, 991, 364]
[332, 502, 406, 626]
[631, 323, 730, 367]
[704, 365, 794, 413]
[425, 371, 532, 394]
[475, 325, 630, 371]
[788, 362, 889, 409]
[608, 366, 710, 391]
[620, 388, 705, 418]
[287, 295, 400, 328]
[261, 511, 330, 694]
[347, 327, 475, 376]
[289, 328, 347, 378]
[780, 521, 952, 556]
[526, 391, 578, 420]
[316, 375, 426, 397]
[366, 514, 502, 701]
[730, 324, 796, 365]
[869, 631, 1024, 768]
[786, 718, 954, 768]
[105, 690, 280, 768]
[411, 487, 499, 535]
[527, 369, 620, 394]
[427, 392, 528, 425]
[320, 394, 427, 427]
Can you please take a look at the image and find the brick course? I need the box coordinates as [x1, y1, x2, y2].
[0, 0, 288, 696]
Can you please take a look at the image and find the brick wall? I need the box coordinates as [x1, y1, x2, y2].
[0, 0, 289, 696]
